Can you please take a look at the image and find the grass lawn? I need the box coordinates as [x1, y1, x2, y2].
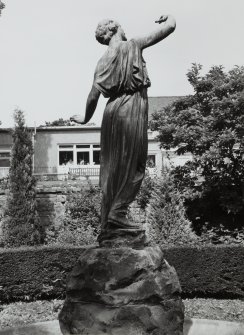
[0, 298, 244, 330]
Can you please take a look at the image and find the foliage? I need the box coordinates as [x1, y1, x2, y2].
[136, 170, 157, 209]
[2, 110, 42, 247]
[40, 118, 96, 127]
[146, 173, 198, 246]
[49, 217, 98, 246]
[151, 64, 244, 234]
[40, 118, 74, 127]
[65, 183, 101, 234]
[1, 245, 244, 303]
[0, 176, 8, 189]
[200, 224, 244, 245]
[46, 183, 101, 246]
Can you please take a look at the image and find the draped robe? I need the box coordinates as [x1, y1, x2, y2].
[94, 39, 151, 233]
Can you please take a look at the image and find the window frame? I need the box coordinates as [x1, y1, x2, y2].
[58, 144, 101, 166]
[0, 149, 11, 168]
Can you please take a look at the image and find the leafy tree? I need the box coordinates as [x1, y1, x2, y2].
[3, 110, 42, 247]
[45, 183, 101, 246]
[64, 183, 101, 235]
[151, 64, 244, 233]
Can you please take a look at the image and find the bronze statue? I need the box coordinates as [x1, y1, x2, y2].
[59, 17, 184, 334]
[71, 15, 176, 245]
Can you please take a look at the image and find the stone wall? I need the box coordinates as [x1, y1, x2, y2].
[36, 180, 98, 233]
[0, 180, 145, 240]
[0, 180, 93, 240]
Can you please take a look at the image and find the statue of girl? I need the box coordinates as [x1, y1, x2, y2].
[71, 15, 176, 245]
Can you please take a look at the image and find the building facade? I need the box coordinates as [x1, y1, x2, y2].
[0, 126, 166, 180]
[0, 97, 191, 180]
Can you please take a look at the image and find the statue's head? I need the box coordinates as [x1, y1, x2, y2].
[95, 19, 127, 45]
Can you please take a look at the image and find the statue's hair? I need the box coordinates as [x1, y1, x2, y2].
[95, 19, 120, 45]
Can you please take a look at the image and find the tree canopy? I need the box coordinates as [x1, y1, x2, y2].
[40, 118, 95, 127]
[40, 118, 74, 127]
[151, 64, 244, 232]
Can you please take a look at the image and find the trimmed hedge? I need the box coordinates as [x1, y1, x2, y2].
[0, 246, 84, 303]
[164, 245, 244, 299]
[0, 245, 243, 303]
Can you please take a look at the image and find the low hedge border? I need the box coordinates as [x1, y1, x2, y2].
[0, 245, 243, 303]
[164, 245, 244, 299]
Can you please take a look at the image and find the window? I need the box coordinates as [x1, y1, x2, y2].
[58, 144, 100, 166]
[59, 151, 74, 165]
[0, 151, 11, 167]
[93, 150, 100, 165]
[77, 151, 89, 165]
[77, 145, 90, 149]
[147, 154, 156, 168]
[59, 145, 73, 149]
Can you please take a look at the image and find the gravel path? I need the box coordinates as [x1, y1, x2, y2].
[0, 298, 244, 330]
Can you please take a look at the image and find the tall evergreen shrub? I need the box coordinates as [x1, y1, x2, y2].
[3, 110, 41, 247]
[146, 173, 198, 246]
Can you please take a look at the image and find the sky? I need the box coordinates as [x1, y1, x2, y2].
[0, 0, 244, 127]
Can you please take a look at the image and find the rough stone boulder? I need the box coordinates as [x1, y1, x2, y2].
[59, 246, 184, 335]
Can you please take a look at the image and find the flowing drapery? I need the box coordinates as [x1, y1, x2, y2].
[94, 39, 150, 231]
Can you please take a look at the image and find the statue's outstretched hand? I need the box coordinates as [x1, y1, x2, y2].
[155, 15, 168, 24]
[70, 114, 86, 124]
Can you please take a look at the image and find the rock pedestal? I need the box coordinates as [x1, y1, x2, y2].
[59, 246, 184, 335]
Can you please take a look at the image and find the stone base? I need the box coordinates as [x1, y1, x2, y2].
[59, 246, 184, 335]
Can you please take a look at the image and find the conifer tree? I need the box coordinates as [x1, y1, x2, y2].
[146, 173, 198, 246]
[3, 110, 41, 247]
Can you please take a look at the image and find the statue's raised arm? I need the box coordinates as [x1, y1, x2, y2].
[134, 15, 176, 49]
